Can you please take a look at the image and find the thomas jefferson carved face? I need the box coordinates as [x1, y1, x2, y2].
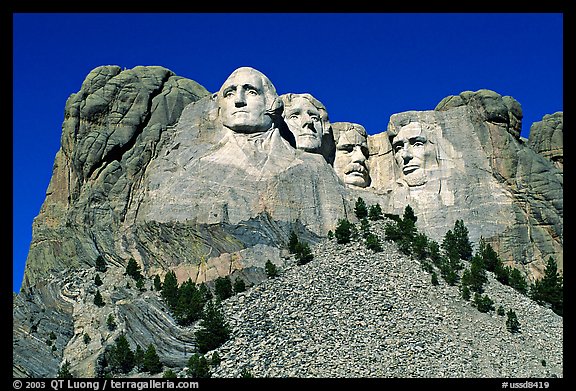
[282, 94, 324, 153]
[218, 67, 278, 134]
[333, 123, 370, 188]
[391, 122, 432, 187]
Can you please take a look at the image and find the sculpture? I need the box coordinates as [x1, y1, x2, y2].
[332, 122, 370, 188]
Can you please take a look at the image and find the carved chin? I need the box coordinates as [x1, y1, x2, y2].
[345, 173, 369, 188]
[404, 171, 427, 187]
[297, 136, 321, 151]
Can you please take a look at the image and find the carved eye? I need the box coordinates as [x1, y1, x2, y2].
[310, 115, 320, 122]
[393, 144, 403, 153]
[289, 113, 300, 120]
[224, 90, 235, 98]
[413, 141, 424, 147]
[246, 88, 259, 96]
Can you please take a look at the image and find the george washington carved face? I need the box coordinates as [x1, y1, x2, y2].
[218, 67, 279, 134]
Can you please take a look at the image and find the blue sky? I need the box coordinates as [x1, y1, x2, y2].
[12, 13, 563, 293]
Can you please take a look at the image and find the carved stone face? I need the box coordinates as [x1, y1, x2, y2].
[334, 125, 370, 187]
[284, 96, 323, 152]
[391, 122, 431, 187]
[218, 68, 274, 133]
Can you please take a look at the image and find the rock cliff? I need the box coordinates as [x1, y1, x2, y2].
[14, 65, 562, 378]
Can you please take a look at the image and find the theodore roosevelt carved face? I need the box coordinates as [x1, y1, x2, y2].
[333, 122, 370, 188]
[218, 67, 280, 134]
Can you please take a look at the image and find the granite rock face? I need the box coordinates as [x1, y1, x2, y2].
[14, 66, 562, 378]
[527, 112, 563, 170]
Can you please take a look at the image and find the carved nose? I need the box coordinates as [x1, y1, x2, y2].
[351, 146, 366, 163]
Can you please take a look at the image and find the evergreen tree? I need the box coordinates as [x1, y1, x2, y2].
[327, 230, 334, 240]
[143, 344, 163, 374]
[198, 282, 213, 304]
[162, 369, 178, 378]
[107, 313, 117, 331]
[453, 219, 473, 261]
[265, 260, 279, 278]
[288, 230, 299, 254]
[83, 333, 91, 345]
[214, 276, 233, 301]
[508, 267, 528, 295]
[240, 368, 254, 378]
[134, 344, 145, 372]
[94, 273, 103, 287]
[194, 300, 231, 354]
[460, 284, 471, 301]
[161, 270, 179, 310]
[461, 254, 487, 293]
[431, 272, 439, 286]
[354, 197, 368, 219]
[187, 353, 211, 378]
[359, 218, 370, 238]
[368, 203, 383, 221]
[108, 334, 135, 374]
[57, 360, 73, 378]
[473, 293, 495, 313]
[211, 351, 222, 366]
[365, 233, 383, 252]
[478, 238, 500, 273]
[94, 289, 105, 307]
[335, 218, 353, 244]
[295, 241, 314, 265]
[153, 275, 162, 291]
[428, 240, 443, 268]
[506, 309, 521, 333]
[126, 258, 144, 281]
[174, 279, 204, 325]
[412, 232, 429, 261]
[530, 257, 563, 316]
[497, 305, 505, 316]
[233, 278, 246, 293]
[95, 255, 107, 273]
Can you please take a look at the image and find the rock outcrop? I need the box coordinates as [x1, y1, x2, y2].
[14, 66, 563, 378]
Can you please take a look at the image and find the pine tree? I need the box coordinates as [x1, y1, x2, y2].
[162, 369, 178, 378]
[187, 353, 211, 378]
[174, 279, 204, 325]
[335, 218, 353, 244]
[95, 255, 107, 273]
[94, 289, 105, 307]
[354, 197, 368, 220]
[194, 300, 231, 354]
[134, 344, 145, 372]
[94, 273, 103, 287]
[233, 278, 246, 293]
[214, 276, 233, 301]
[143, 344, 163, 374]
[530, 257, 563, 316]
[153, 275, 162, 291]
[108, 334, 135, 374]
[126, 258, 144, 281]
[265, 260, 279, 278]
[478, 238, 500, 273]
[295, 241, 314, 265]
[506, 309, 521, 333]
[211, 351, 222, 366]
[57, 360, 73, 378]
[473, 293, 494, 313]
[365, 233, 383, 252]
[107, 313, 117, 331]
[453, 219, 473, 261]
[288, 230, 299, 254]
[508, 267, 528, 295]
[412, 232, 429, 261]
[161, 270, 179, 310]
[368, 203, 383, 221]
[461, 254, 487, 293]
